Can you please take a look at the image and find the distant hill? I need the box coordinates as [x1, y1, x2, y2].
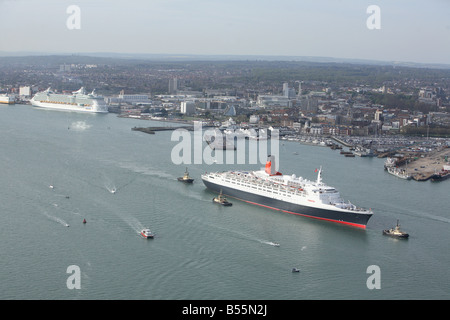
[1, 51, 449, 70]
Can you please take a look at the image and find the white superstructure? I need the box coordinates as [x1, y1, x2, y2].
[201, 155, 373, 229]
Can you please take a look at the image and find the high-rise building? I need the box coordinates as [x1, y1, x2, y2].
[283, 82, 296, 99]
[297, 82, 303, 99]
[169, 77, 178, 94]
[283, 82, 289, 97]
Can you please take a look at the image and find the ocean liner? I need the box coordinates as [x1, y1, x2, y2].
[30, 87, 108, 113]
[201, 155, 373, 228]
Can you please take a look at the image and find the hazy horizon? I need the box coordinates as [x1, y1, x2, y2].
[1, 0, 449, 65]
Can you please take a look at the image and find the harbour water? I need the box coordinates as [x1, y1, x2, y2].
[1, 104, 449, 300]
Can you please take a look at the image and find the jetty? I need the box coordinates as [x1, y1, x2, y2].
[132, 127, 156, 134]
[131, 125, 215, 134]
[131, 125, 200, 134]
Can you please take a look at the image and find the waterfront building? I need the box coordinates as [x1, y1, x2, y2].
[118, 91, 150, 104]
[19, 86, 32, 98]
[180, 100, 195, 115]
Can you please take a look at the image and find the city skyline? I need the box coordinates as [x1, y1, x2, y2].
[1, 0, 450, 65]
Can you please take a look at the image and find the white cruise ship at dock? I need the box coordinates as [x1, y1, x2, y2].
[202, 155, 373, 229]
[30, 87, 108, 113]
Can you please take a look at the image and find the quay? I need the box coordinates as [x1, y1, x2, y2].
[397, 147, 450, 181]
[330, 136, 353, 147]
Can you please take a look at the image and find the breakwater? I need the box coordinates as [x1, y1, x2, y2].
[131, 126, 195, 134]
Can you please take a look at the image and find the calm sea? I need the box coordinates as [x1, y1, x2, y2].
[1, 104, 449, 301]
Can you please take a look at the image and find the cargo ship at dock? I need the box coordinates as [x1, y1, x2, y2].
[431, 166, 450, 182]
[30, 87, 108, 113]
[201, 156, 373, 229]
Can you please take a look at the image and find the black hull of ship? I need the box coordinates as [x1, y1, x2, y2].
[202, 179, 372, 229]
[431, 173, 450, 182]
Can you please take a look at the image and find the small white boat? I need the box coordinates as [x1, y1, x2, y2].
[140, 228, 154, 239]
[271, 242, 280, 247]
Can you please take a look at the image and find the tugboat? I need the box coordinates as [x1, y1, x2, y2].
[383, 220, 409, 239]
[140, 228, 154, 239]
[213, 190, 232, 206]
[178, 167, 194, 183]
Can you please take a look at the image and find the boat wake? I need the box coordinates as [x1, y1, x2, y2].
[41, 210, 70, 227]
[105, 185, 117, 194]
[421, 213, 450, 224]
[117, 162, 174, 180]
[260, 240, 280, 247]
[69, 121, 91, 131]
[205, 223, 280, 249]
[102, 174, 137, 194]
[374, 205, 450, 225]
[120, 215, 148, 235]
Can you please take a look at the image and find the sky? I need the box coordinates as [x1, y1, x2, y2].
[0, 0, 449, 65]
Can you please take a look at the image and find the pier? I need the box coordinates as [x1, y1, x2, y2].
[132, 127, 155, 134]
[131, 124, 218, 135]
[131, 125, 196, 134]
[330, 136, 353, 148]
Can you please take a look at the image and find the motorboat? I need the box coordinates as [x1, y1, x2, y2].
[178, 168, 194, 183]
[213, 190, 232, 206]
[140, 228, 154, 239]
[383, 220, 409, 239]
